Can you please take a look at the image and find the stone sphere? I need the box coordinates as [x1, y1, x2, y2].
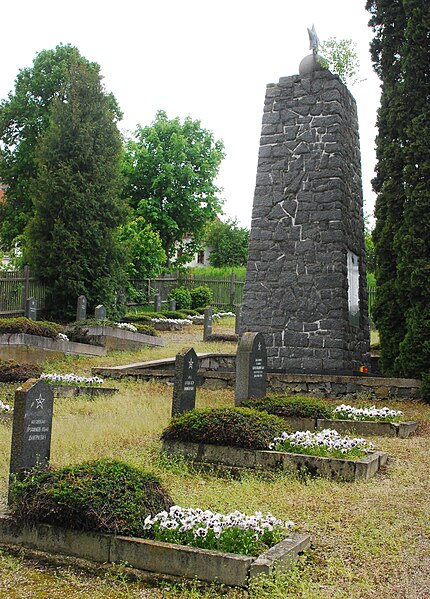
[299, 54, 326, 76]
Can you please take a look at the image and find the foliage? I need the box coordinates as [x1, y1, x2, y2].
[318, 38, 363, 86]
[0, 317, 63, 338]
[122, 313, 153, 324]
[206, 218, 250, 268]
[242, 395, 332, 419]
[185, 265, 246, 279]
[168, 286, 192, 311]
[190, 285, 213, 309]
[9, 459, 172, 536]
[161, 407, 286, 450]
[366, 0, 430, 378]
[364, 216, 376, 275]
[24, 49, 127, 321]
[118, 216, 166, 281]
[0, 360, 42, 383]
[143, 505, 292, 557]
[0, 44, 121, 251]
[122, 110, 225, 265]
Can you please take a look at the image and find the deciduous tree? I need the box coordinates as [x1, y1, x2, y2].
[122, 111, 225, 266]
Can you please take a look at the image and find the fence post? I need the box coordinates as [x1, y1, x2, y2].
[229, 273, 236, 306]
[22, 265, 30, 312]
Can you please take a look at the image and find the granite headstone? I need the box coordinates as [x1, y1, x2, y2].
[25, 297, 37, 321]
[9, 379, 54, 484]
[172, 347, 198, 416]
[95, 304, 107, 321]
[203, 306, 213, 341]
[76, 295, 87, 322]
[235, 332, 267, 405]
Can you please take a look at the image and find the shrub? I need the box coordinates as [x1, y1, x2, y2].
[168, 286, 192, 311]
[190, 285, 213, 310]
[0, 317, 64, 339]
[123, 313, 153, 324]
[0, 359, 42, 383]
[161, 407, 286, 450]
[9, 459, 173, 537]
[242, 395, 333, 419]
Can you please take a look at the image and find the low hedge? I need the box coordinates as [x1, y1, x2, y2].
[242, 395, 333, 419]
[9, 459, 172, 537]
[0, 359, 42, 383]
[161, 407, 286, 450]
[0, 317, 64, 339]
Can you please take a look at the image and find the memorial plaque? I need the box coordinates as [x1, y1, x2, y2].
[235, 332, 267, 405]
[95, 304, 107, 321]
[203, 306, 213, 341]
[76, 295, 87, 322]
[9, 379, 54, 481]
[172, 347, 198, 416]
[154, 293, 162, 313]
[25, 297, 37, 320]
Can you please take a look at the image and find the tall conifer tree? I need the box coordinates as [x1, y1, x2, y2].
[367, 0, 430, 377]
[27, 52, 126, 320]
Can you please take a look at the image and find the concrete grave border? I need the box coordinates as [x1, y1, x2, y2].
[0, 333, 106, 362]
[78, 325, 164, 350]
[162, 440, 389, 482]
[276, 416, 419, 438]
[0, 514, 310, 587]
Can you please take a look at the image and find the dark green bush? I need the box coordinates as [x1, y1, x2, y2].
[0, 317, 64, 339]
[9, 459, 172, 536]
[168, 286, 192, 311]
[161, 407, 285, 450]
[0, 359, 42, 383]
[123, 313, 152, 324]
[242, 395, 333, 419]
[190, 285, 213, 310]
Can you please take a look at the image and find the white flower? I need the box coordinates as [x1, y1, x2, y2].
[0, 400, 11, 412]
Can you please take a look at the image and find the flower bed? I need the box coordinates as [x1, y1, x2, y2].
[39, 372, 118, 398]
[74, 325, 164, 350]
[247, 397, 418, 438]
[0, 513, 310, 587]
[269, 429, 374, 460]
[162, 438, 388, 481]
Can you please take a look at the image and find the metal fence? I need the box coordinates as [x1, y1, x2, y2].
[0, 267, 46, 318]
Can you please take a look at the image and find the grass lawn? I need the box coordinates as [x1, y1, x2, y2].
[0, 318, 429, 598]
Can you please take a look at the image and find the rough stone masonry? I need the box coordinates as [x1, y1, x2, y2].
[241, 69, 370, 374]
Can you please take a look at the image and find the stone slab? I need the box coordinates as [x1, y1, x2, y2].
[80, 326, 164, 350]
[0, 514, 309, 587]
[0, 334, 107, 362]
[162, 440, 388, 482]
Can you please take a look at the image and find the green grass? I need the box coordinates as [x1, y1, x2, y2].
[0, 318, 429, 597]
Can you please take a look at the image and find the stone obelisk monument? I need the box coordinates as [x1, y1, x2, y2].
[240, 28, 370, 374]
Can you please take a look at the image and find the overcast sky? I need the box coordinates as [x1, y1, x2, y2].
[1, 0, 381, 227]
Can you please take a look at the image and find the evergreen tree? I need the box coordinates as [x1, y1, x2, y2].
[0, 44, 120, 250]
[366, 0, 430, 377]
[26, 53, 126, 321]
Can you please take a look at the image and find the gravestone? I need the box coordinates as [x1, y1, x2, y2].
[235, 305, 242, 335]
[203, 306, 213, 341]
[169, 299, 177, 311]
[95, 304, 107, 321]
[240, 64, 370, 374]
[154, 294, 162, 313]
[25, 297, 37, 321]
[76, 295, 87, 322]
[172, 347, 198, 416]
[235, 332, 267, 405]
[9, 379, 54, 488]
